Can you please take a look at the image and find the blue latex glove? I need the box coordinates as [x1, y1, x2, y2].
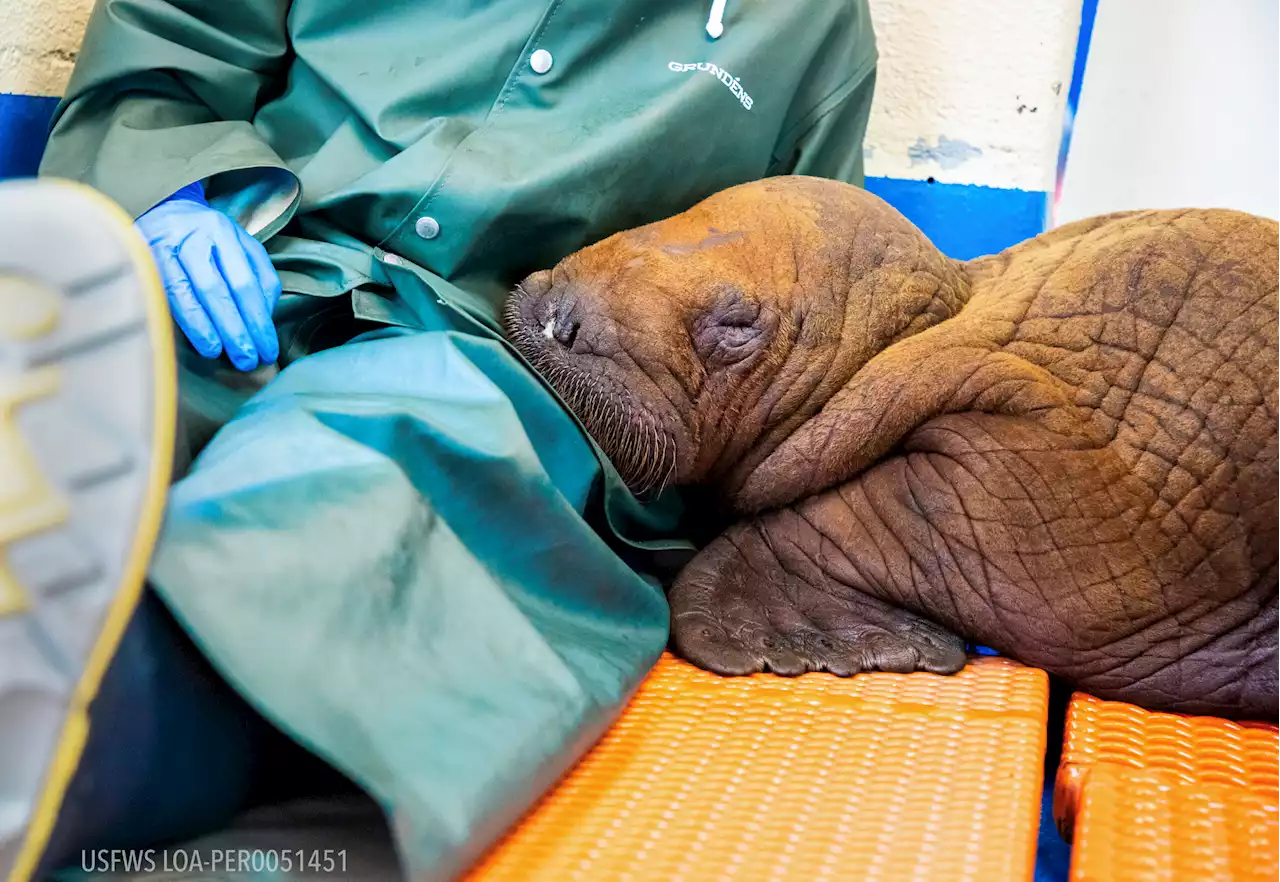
[136, 181, 282, 371]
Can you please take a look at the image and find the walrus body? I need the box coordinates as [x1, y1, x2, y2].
[505, 176, 1279, 720]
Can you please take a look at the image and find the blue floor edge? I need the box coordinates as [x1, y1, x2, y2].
[0, 92, 58, 180]
[864, 175, 1050, 261]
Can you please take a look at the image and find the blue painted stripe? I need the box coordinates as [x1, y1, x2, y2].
[865, 176, 1049, 261]
[0, 92, 58, 179]
[1054, 0, 1099, 214]
[1066, 0, 1099, 119]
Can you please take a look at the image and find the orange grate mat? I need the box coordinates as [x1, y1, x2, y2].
[1053, 692, 1279, 842]
[465, 653, 1049, 882]
[1067, 764, 1279, 882]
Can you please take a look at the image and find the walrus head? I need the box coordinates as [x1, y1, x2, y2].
[504, 176, 972, 503]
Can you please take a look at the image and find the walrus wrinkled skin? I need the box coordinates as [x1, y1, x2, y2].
[504, 176, 1279, 720]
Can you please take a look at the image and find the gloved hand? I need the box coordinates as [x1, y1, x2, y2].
[136, 181, 282, 371]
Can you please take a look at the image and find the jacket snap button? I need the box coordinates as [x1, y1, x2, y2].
[415, 216, 440, 240]
[530, 49, 553, 75]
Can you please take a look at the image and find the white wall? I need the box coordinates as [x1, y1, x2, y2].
[865, 0, 1082, 192]
[1057, 0, 1280, 223]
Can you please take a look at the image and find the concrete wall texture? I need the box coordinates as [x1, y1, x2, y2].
[864, 0, 1080, 193]
[861, 0, 1082, 257]
[0, 0, 1084, 259]
[0, 0, 94, 98]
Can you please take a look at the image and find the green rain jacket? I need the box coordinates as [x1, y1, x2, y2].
[41, 1, 876, 878]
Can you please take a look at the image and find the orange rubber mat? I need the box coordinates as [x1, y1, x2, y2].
[1054, 692, 1279, 841]
[1068, 764, 1279, 882]
[1053, 692, 1279, 882]
[466, 653, 1049, 882]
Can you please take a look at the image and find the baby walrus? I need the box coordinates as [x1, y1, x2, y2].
[504, 176, 1278, 721]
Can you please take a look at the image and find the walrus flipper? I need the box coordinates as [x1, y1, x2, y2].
[701, 408, 1276, 720]
[669, 518, 967, 678]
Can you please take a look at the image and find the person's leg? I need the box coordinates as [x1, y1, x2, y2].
[31, 592, 280, 877]
[0, 179, 288, 881]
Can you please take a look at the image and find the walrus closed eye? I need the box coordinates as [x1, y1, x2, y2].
[504, 175, 1279, 721]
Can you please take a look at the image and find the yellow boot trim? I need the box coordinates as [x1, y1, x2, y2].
[0, 365, 70, 617]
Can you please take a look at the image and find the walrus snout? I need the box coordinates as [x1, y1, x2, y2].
[503, 261, 702, 497]
[508, 269, 603, 355]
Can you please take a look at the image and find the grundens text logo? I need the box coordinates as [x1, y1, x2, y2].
[668, 61, 754, 110]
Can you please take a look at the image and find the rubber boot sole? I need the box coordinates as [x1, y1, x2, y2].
[0, 179, 176, 882]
